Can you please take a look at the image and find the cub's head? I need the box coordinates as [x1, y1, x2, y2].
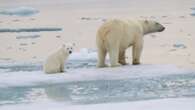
[142, 20, 165, 34]
[62, 43, 75, 55]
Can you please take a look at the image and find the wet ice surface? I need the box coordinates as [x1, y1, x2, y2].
[191, 7, 195, 16]
[0, 28, 62, 33]
[0, 65, 195, 106]
[0, 7, 39, 16]
[1, 73, 195, 105]
[0, 49, 195, 106]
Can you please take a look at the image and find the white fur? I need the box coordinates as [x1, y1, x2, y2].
[96, 19, 165, 67]
[43, 43, 75, 74]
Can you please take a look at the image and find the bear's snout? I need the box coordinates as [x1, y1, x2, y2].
[69, 51, 72, 54]
[159, 26, 165, 32]
[162, 27, 165, 31]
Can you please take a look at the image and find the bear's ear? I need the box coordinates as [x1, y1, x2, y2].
[144, 20, 149, 24]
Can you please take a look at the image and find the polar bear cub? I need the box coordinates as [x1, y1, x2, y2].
[43, 43, 75, 74]
[96, 19, 165, 67]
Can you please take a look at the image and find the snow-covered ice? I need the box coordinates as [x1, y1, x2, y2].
[0, 98, 195, 110]
[0, 64, 194, 88]
[41, 98, 195, 110]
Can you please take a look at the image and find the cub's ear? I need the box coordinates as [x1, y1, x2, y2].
[72, 43, 76, 46]
[62, 44, 66, 48]
[144, 20, 149, 24]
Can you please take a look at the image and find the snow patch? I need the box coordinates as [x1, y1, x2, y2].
[0, 64, 194, 88]
[69, 48, 97, 61]
[0, 98, 195, 110]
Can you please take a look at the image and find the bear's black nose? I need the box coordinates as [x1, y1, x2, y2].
[162, 27, 165, 31]
[69, 51, 72, 54]
[159, 27, 165, 32]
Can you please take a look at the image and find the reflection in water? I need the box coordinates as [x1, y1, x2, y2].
[1, 73, 194, 105]
[44, 74, 195, 104]
[45, 84, 72, 102]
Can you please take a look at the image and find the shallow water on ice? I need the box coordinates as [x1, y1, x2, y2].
[0, 50, 195, 106]
[0, 73, 195, 105]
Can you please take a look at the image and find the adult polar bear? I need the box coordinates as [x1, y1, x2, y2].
[96, 19, 165, 67]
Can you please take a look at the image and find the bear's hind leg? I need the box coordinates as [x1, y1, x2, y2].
[109, 45, 121, 67]
[97, 48, 108, 68]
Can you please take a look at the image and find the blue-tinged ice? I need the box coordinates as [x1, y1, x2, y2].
[0, 7, 39, 16]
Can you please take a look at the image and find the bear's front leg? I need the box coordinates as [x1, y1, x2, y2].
[119, 50, 128, 65]
[132, 39, 143, 65]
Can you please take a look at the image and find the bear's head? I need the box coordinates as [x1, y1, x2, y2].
[142, 20, 165, 34]
[62, 43, 75, 55]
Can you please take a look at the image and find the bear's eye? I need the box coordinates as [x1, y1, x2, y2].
[155, 23, 159, 25]
[67, 48, 69, 50]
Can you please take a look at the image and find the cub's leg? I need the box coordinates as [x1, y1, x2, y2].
[60, 62, 65, 72]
